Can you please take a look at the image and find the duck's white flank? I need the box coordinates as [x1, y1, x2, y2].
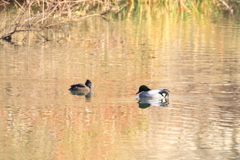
[139, 88, 168, 99]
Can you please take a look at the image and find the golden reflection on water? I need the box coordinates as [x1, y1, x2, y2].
[1, 8, 240, 160]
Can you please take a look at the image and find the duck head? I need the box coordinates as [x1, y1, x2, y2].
[85, 79, 94, 88]
[136, 85, 151, 94]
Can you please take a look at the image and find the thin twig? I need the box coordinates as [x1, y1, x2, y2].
[116, 2, 129, 14]
[219, 0, 233, 13]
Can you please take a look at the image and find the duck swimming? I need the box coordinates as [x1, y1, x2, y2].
[69, 79, 94, 92]
[136, 85, 170, 99]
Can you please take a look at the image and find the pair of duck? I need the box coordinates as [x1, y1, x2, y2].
[69, 80, 170, 99]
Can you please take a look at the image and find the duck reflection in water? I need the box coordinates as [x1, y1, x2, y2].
[69, 90, 94, 99]
[138, 98, 169, 109]
[69, 79, 94, 99]
[136, 85, 170, 109]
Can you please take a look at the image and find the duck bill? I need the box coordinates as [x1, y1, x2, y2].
[136, 91, 140, 94]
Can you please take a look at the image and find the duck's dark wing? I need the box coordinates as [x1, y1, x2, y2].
[69, 83, 85, 90]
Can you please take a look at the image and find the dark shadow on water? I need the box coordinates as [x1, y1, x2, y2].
[138, 98, 169, 109]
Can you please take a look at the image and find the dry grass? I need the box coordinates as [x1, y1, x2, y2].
[0, 0, 236, 43]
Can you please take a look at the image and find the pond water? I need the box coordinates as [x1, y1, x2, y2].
[1, 6, 240, 160]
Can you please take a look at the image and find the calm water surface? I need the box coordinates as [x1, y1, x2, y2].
[0, 9, 240, 160]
